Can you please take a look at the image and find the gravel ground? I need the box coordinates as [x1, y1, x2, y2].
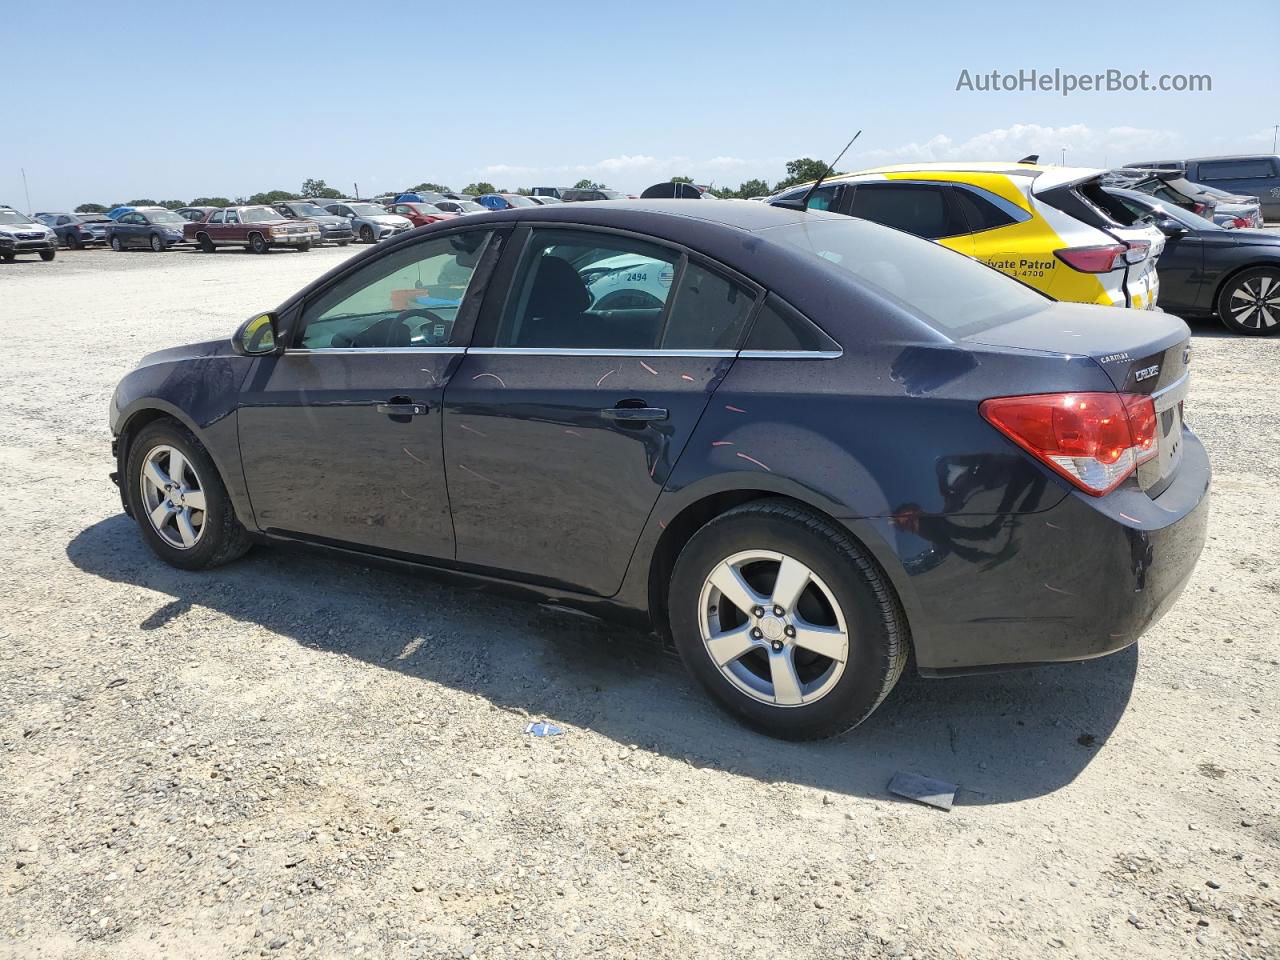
[1, 246, 1277, 960]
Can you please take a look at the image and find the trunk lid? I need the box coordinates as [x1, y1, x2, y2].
[966, 302, 1191, 496]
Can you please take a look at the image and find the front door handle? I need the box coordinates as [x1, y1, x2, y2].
[601, 404, 668, 422]
[377, 401, 428, 416]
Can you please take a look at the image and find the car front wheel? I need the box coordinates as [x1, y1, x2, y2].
[110, 236, 123, 252]
[359, 225, 374, 243]
[249, 233, 269, 254]
[1217, 267, 1280, 335]
[39, 249, 56, 261]
[149, 233, 166, 252]
[124, 419, 252, 570]
[669, 500, 909, 740]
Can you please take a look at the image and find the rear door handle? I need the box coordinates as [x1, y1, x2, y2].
[601, 405, 668, 422]
[377, 402, 428, 416]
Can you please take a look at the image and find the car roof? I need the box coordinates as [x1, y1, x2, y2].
[1186, 153, 1279, 162]
[472, 197, 838, 233]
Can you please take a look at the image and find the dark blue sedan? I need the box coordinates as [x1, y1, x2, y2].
[106, 208, 189, 251]
[107, 200, 1209, 739]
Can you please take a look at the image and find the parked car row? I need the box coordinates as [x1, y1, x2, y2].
[769, 156, 1280, 335]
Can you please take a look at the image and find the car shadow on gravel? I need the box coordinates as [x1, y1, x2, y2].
[68, 514, 1136, 807]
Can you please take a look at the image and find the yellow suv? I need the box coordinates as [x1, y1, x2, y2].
[771, 162, 1166, 309]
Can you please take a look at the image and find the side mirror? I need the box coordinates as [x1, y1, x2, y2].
[233, 312, 281, 356]
[1153, 216, 1187, 237]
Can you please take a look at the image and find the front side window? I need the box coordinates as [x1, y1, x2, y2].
[225, 210, 240, 224]
[209, 210, 225, 223]
[848, 183, 968, 240]
[298, 231, 494, 349]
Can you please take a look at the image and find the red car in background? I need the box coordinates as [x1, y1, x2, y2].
[386, 202, 459, 227]
[183, 205, 321, 254]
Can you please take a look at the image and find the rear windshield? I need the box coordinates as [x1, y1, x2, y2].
[764, 218, 1050, 335]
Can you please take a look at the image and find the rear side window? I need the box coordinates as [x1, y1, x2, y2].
[1197, 158, 1277, 180]
[848, 183, 967, 240]
[660, 262, 754, 350]
[952, 187, 1026, 232]
[743, 295, 840, 353]
[764, 218, 1050, 336]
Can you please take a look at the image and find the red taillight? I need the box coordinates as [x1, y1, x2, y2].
[980, 392, 1159, 496]
[1192, 202, 1208, 215]
[1230, 216, 1248, 229]
[1054, 243, 1127, 273]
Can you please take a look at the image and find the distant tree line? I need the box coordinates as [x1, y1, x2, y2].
[70, 160, 832, 213]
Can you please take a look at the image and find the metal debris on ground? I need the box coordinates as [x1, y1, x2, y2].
[887, 771, 957, 811]
[524, 721, 565, 737]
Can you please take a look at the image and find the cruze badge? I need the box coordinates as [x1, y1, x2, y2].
[1135, 364, 1160, 382]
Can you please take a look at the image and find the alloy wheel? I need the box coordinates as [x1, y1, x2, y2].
[1229, 275, 1280, 330]
[697, 549, 849, 707]
[139, 444, 207, 549]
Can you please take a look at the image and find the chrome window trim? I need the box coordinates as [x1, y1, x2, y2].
[738, 349, 843, 360]
[281, 346, 842, 359]
[285, 347, 466, 356]
[467, 347, 738, 358]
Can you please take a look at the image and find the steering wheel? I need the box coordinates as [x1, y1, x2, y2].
[395, 308, 451, 346]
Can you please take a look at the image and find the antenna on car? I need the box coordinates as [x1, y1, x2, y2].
[772, 130, 861, 211]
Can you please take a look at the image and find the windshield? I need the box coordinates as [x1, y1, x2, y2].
[0, 209, 35, 225]
[764, 218, 1051, 335]
[241, 207, 281, 223]
[145, 210, 186, 224]
[349, 203, 386, 216]
[599, 191, 625, 199]
[293, 203, 330, 216]
[1196, 184, 1243, 200]
[503, 195, 538, 207]
[79, 214, 113, 223]
[455, 201, 484, 212]
[408, 203, 443, 213]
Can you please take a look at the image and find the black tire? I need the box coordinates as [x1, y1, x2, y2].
[149, 233, 166, 252]
[110, 235, 123, 252]
[0, 252, 14, 262]
[124, 419, 252, 571]
[668, 499, 909, 740]
[359, 225, 374, 243]
[249, 233, 269, 254]
[39, 249, 56, 262]
[337, 240, 350, 247]
[296, 241, 311, 252]
[66, 233, 82, 250]
[197, 233, 215, 253]
[1216, 266, 1280, 335]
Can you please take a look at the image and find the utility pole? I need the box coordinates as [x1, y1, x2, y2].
[354, 182, 360, 200]
[1060, 147, 1067, 166]
[21, 167, 32, 214]
[1273, 124, 1278, 153]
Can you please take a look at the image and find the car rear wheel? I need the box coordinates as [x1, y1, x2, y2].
[249, 233, 269, 254]
[149, 233, 165, 252]
[296, 241, 311, 252]
[197, 233, 215, 253]
[110, 236, 123, 252]
[1217, 267, 1280, 335]
[39, 249, 56, 262]
[66, 233, 82, 250]
[668, 499, 909, 740]
[359, 225, 374, 243]
[124, 419, 252, 570]
[0, 252, 14, 262]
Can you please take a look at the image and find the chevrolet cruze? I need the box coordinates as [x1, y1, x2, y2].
[109, 200, 1209, 739]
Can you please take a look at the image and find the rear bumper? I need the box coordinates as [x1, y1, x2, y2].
[870, 428, 1210, 675]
